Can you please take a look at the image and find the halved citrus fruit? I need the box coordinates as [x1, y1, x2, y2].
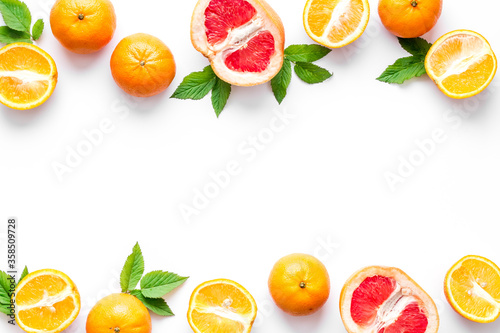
[340, 266, 439, 333]
[15, 269, 81, 333]
[444, 255, 500, 323]
[0, 43, 58, 110]
[187, 279, 257, 333]
[190, 0, 285, 86]
[303, 0, 370, 48]
[425, 30, 497, 99]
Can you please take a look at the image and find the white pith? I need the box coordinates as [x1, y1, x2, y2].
[469, 280, 500, 307]
[208, 17, 264, 54]
[193, 296, 252, 327]
[0, 70, 52, 83]
[371, 284, 419, 331]
[16, 288, 74, 311]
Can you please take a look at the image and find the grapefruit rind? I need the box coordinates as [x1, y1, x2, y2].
[187, 279, 258, 333]
[0, 43, 58, 110]
[190, 0, 285, 86]
[14, 269, 81, 333]
[444, 255, 500, 323]
[425, 30, 497, 100]
[340, 266, 439, 333]
[303, 0, 370, 49]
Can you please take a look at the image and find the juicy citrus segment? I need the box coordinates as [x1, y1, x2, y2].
[425, 30, 497, 99]
[0, 43, 57, 110]
[445, 255, 500, 323]
[304, 0, 370, 48]
[15, 269, 80, 333]
[188, 279, 257, 333]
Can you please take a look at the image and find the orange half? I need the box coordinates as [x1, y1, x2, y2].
[425, 30, 497, 99]
[304, 0, 370, 48]
[0, 43, 58, 110]
[445, 255, 500, 323]
[187, 279, 258, 333]
[15, 269, 81, 333]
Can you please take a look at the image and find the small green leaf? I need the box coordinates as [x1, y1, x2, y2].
[0, 271, 12, 312]
[18, 266, 29, 285]
[0, 0, 31, 32]
[398, 37, 432, 57]
[171, 66, 216, 100]
[0, 25, 31, 44]
[285, 44, 331, 63]
[140, 271, 188, 298]
[376, 56, 427, 84]
[31, 18, 43, 40]
[120, 242, 145, 292]
[294, 62, 333, 84]
[130, 290, 174, 316]
[271, 58, 292, 104]
[211, 77, 231, 117]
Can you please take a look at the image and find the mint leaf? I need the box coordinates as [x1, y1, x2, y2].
[120, 242, 145, 292]
[285, 44, 331, 63]
[271, 58, 292, 104]
[140, 271, 188, 298]
[0, 0, 31, 32]
[130, 290, 174, 316]
[18, 266, 29, 285]
[377, 56, 427, 84]
[171, 66, 216, 100]
[31, 18, 43, 40]
[294, 62, 333, 84]
[211, 77, 231, 117]
[0, 25, 31, 44]
[398, 37, 432, 57]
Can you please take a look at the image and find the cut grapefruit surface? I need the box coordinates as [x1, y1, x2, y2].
[340, 266, 439, 333]
[191, 0, 285, 86]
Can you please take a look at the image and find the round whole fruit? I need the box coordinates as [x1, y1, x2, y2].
[378, 0, 442, 38]
[190, 0, 285, 86]
[0, 43, 58, 110]
[110, 33, 176, 98]
[340, 266, 439, 333]
[268, 253, 330, 316]
[50, 0, 116, 54]
[86, 293, 152, 333]
[15, 269, 80, 333]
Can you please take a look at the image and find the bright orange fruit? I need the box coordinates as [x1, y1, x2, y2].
[378, 0, 442, 38]
[187, 279, 257, 333]
[15, 269, 80, 333]
[50, 0, 116, 54]
[0, 43, 57, 110]
[304, 0, 370, 48]
[444, 255, 500, 323]
[425, 30, 497, 99]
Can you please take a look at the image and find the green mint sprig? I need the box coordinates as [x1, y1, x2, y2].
[272, 44, 332, 104]
[0, 266, 29, 315]
[0, 0, 44, 45]
[377, 37, 432, 84]
[171, 44, 333, 117]
[119, 242, 188, 316]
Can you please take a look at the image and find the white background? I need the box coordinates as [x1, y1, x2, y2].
[1, 0, 500, 332]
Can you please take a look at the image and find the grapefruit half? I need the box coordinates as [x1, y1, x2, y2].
[340, 266, 439, 333]
[191, 0, 285, 86]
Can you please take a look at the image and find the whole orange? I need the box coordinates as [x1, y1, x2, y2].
[86, 293, 152, 333]
[50, 0, 116, 54]
[378, 0, 442, 38]
[268, 253, 330, 316]
[110, 33, 176, 98]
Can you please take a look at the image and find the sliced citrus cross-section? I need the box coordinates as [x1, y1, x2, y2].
[0, 43, 58, 110]
[303, 0, 370, 48]
[425, 30, 497, 99]
[187, 279, 257, 333]
[15, 269, 80, 333]
[191, 0, 285, 86]
[340, 266, 439, 333]
[445, 255, 500, 323]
